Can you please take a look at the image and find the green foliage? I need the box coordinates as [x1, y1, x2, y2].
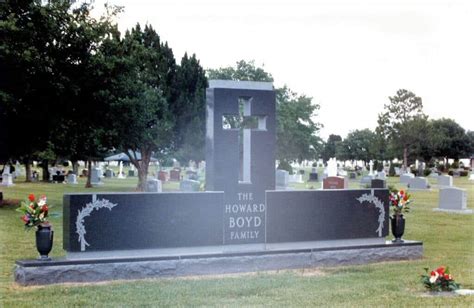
[430, 119, 472, 160]
[207, 60, 273, 82]
[277, 160, 293, 174]
[172, 53, 208, 164]
[276, 87, 322, 162]
[337, 129, 377, 162]
[321, 134, 342, 162]
[376, 89, 426, 167]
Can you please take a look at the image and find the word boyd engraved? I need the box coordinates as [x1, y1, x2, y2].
[225, 192, 265, 240]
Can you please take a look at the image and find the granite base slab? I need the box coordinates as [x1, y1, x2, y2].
[433, 208, 473, 214]
[15, 240, 423, 286]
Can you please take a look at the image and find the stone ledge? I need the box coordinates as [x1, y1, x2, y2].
[14, 241, 423, 286]
[433, 208, 473, 214]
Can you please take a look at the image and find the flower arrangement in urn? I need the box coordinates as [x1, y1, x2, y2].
[389, 189, 411, 216]
[17, 194, 54, 260]
[388, 189, 412, 242]
[421, 266, 460, 292]
[17, 194, 50, 228]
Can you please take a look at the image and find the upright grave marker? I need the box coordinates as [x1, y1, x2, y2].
[206, 80, 275, 244]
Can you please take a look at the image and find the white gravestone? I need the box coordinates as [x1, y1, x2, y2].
[435, 187, 471, 214]
[67, 174, 78, 184]
[327, 158, 338, 177]
[377, 171, 386, 180]
[15, 161, 21, 177]
[1, 165, 14, 186]
[368, 160, 374, 176]
[437, 175, 452, 187]
[117, 161, 126, 179]
[91, 168, 103, 186]
[146, 179, 162, 192]
[288, 174, 304, 183]
[408, 177, 429, 190]
[276, 169, 289, 189]
[400, 173, 414, 184]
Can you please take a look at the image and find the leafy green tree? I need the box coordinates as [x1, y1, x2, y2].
[430, 118, 472, 160]
[336, 129, 377, 162]
[377, 89, 425, 169]
[104, 24, 176, 191]
[0, 0, 120, 184]
[276, 87, 322, 163]
[172, 53, 208, 164]
[207, 60, 273, 82]
[207, 60, 322, 163]
[321, 134, 342, 162]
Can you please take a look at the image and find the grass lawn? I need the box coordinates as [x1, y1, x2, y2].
[0, 172, 473, 306]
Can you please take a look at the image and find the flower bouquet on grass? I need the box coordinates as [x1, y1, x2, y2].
[16, 194, 50, 229]
[421, 266, 460, 292]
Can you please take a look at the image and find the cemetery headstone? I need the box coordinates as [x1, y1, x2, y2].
[117, 162, 126, 179]
[369, 160, 374, 176]
[436, 187, 471, 213]
[91, 168, 103, 186]
[360, 175, 373, 187]
[327, 158, 338, 176]
[105, 169, 114, 178]
[158, 170, 168, 182]
[179, 179, 200, 192]
[400, 173, 414, 184]
[276, 169, 289, 189]
[169, 169, 181, 181]
[1, 165, 14, 187]
[394, 167, 401, 176]
[128, 169, 136, 177]
[371, 179, 386, 189]
[308, 168, 318, 182]
[206, 80, 276, 244]
[15, 161, 21, 177]
[146, 179, 162, 192]
[67, 174, 78, 185]
[185, 170, 198, 180]
[323, 176, 348, 189]
[377, 171, 386, 180]
[408, 177, 429, 190]
[349, 172, 357, 180]
[437, 175, 453, 187]
[288, 173, 303, 183]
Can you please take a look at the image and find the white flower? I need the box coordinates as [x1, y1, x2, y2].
[429, 271, 439, 283]
[38, 196, 47, 206]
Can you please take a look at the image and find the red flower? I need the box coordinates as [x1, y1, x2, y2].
[41, 205, 48, 212]
[28, 194, 35, 202]
[21, 215, 30, 223]
[403, 194, 409, 201]
[436, 267, 445, 275]
[444, 274, 453, 280]
[399, 190, 404, 195]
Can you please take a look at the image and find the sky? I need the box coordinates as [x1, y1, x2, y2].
[92, 0, 473, 139]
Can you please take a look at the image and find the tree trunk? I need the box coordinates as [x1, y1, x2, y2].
[42, 160, 49, 182]
[403, 147, 408, 172]
[24, 159, 32, 182]
[85, 160, 92, 188]
[136, 151, 151, 192]
[72, 160, 79, 175]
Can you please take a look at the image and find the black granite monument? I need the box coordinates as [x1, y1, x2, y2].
[206, 80, 275, 244]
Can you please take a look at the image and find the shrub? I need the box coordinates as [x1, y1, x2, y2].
[423, 169, 432, 177]
[312, 162, 317, 167]
[460, 171, 468, 177]
[451, 161, 459, 169]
